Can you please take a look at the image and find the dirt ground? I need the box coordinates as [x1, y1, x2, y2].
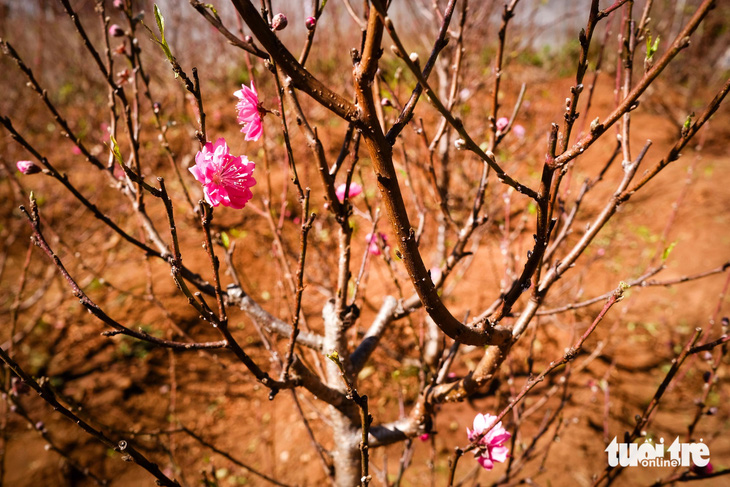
[1, 50, 729, 487]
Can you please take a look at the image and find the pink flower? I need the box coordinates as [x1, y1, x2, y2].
[512, 124, 526, 139]
[335, 182, 362, 202]
[108, 24, 124, 37]
[16, 160, 41, 175]
[430, 267, 443, 285]
[419, 433, 430, 442]
[72, 145, 82, 155]
[495, 117, 509, 132]
[366, 232, 387, 256]
[234, 82, 263, 142]
[189, 138, 256, 209]
[467, 413, 511, 470]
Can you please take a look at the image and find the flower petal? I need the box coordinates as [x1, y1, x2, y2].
[477, 455, 494, 470]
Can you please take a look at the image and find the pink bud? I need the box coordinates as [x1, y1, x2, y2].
[113, 0, 124, 10]
[11, 377, 30, 396]
[305, 16, 316, 30]
[430, 267, 443, 285]
[691, 462, 713, 476]
[512, 124, 526, 139]
[108, 24, 124, 37]
[366, 232, 387, 256]
[496, 117, 509, 132]
[16, 160, 41, 175]
[419, 433, 430, 441]
[271, 13, 288, 31]
[335, 182, 362, 203]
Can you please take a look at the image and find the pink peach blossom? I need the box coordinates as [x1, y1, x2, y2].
[16, 160, 41, 175]
[335, 182, 362, 202]
[512, 124, 526, 139]
[366, 232, 387, 256]
[108, 24, 124, 37]
[496, 117, 509, 132]
[234, 81, 263, 142]
[467, 413, 511, 470]
[429, 267, 443, 285]
[189, 138, 256, 209]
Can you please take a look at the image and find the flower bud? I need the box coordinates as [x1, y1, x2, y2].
[271, 13, 288, 31]
[11, 377, 30, 395]
[513, 124, 526, 139]
[153, 102, 161, 114]
[16, 160, 41, 175]
[454, 138, 466, 150]
[108, 24, 124, 37]
[113, 0, 124, 10]
[305, 16, 316, 30]
[495, 117, 509, 132]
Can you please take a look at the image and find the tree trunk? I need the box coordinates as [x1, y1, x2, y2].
[323, 299, 362, 486]
[330, 406, 361, 487]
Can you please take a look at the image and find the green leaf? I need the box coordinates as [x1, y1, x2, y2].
[204, 4, 220, 21]
[221, 231, 230, 250]
[154, 4, 165, 42]
[683, 113, 693, 131]
[682, 113, 694, 137]
[109, 135, 123, 165]
[149, 4, 175, 69]
[661, 241, 677, 261]
[645, 34, 660, 60]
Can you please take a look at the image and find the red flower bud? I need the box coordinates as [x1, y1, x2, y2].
[271, 13, 288, 31]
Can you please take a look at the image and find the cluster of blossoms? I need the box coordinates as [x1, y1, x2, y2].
[467, 413, 511, 470]
[188, 81, 262, 210]
[19, 22, 384, 256]
[495, 117, 526, 138]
